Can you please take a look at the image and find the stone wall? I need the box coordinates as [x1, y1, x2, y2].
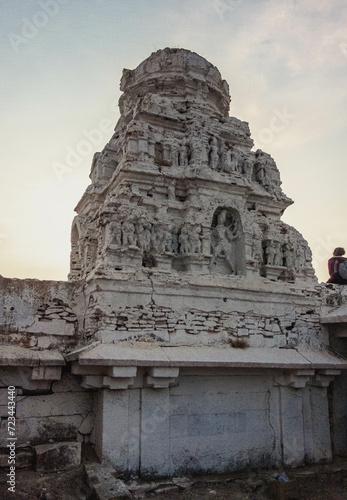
[0, 373, 93, 469]
[0, 276, 84, 352]
[94, 368, 333, 477]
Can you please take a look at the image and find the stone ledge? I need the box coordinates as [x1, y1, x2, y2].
[0, 347, 65, 367]
[69, 343, 347, 370]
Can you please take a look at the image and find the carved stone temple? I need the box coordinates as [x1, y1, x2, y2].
[1, 48, 347, 478]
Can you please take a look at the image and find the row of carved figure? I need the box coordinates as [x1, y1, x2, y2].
[100, 125, 282, 196]
[102, 218, 205, 255]
[263, 238, 312, 273]
[72, 210, 311, 277]
[152, 136, 281, 194]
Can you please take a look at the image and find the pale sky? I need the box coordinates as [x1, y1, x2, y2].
[1, 0, 346, 282]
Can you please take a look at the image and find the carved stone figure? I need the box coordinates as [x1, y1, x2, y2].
[136, 218, 152, 250]
[104, 219, 122, 248]
[189, 134, 202, 167]
[167, 179, 176, 201]
[179, 224, 191, 254]
[171, 226, 179, 254]
[163, 224, 173, 253]
[210, 210, 240, 273]
[254, 150, 282, 196]
[189, 225, 202, 254]
[209, 137, 219, 170]
[218, 141, 226, 171]
[284, 243, 295, 270]
[179, 140, 188, 167]
[273, 241, 283, 267]
[122, 219, 137, 246]
[265, 241, 276, 266]
[224, 147, 233, 173]
[152, 223, 165, 253]
[243, 157, 254, 182]
[230, 149, 240, 173]
[142, 220, 152, 251]
[251, 222, 263, 263]
[170, 140, 179, 167]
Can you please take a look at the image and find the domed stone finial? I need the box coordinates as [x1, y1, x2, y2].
[119, 47, 231, 117]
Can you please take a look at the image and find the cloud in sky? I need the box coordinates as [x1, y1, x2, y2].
[0, 0, 346, 281]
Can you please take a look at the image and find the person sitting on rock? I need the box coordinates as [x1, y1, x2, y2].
[327, 247, 347, 284]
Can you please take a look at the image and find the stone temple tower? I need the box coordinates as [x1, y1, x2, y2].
[2, 49, 347, 481]
[69, 48, 314, 285]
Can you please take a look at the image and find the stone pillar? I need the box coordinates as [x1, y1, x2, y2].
[302, 385, 332, 462]
[95, 389, 132, 471]
[279, 386, 305, 466]
[140, 388, 171, 477]
[275, 369, 338, 466]
[93, 367, 179, 475]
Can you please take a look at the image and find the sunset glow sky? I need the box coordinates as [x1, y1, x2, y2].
[1, 0, 347, 282]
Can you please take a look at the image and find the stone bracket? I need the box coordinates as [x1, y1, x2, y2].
[275, 368, 342, 388]
[145, 367, 179, 388]
[275, 369, 315, 388]
[311, 369, 341, 387]
[71, 363, 138, 390]
[262, 265, 287, 281]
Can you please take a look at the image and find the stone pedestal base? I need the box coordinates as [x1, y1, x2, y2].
[105, 246, 142, 269]
[262, 265, 287, 280]
[173, 254, 210, 273]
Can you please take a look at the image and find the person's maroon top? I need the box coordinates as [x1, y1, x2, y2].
[327, 256, 347, 283]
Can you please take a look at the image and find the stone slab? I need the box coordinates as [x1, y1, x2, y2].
[0, 346, 39, 366]
[0, 347, 65, 367]
[85, 462, 132, 499]
[297, 349, 347, 369]
[37, 350, 65, 366]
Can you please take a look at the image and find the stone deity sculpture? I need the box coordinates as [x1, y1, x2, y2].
[210, 210, 240, 273]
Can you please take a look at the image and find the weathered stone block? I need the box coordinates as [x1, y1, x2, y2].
[27, 318, 75, 336]
[79, 413, 94, 435]
[16, 391, 92, 419]
[35, 441, 81, 471]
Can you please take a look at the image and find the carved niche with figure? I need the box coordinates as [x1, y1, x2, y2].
[210, 208, 245, 275]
